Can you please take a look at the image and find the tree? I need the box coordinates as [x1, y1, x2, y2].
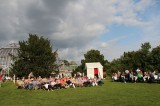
[83, 49, 106, 64]
[151, 46, 160, 72]
[138, 42, 151, 71]
[11, 34, 56, 78]
[80, 49, 108, 72]
[63, 60, 70, 66]
[107, 42, 153, 73]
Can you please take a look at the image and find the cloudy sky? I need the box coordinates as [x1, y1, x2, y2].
[0, 0, 160, 64]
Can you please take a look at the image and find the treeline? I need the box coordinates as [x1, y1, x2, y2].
[75, 42, 160, 74]
[106, 42, 160, 73]
[11, 33, 160, 77]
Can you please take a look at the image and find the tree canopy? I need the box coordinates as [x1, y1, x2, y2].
[76, 49, 108, 73]
[11, 34, 56, 78]
[107, 42, 160, 73]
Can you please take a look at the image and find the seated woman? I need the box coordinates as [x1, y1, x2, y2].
[143, 72, 149, 82]
[60, 78, 67, 89]
[112, 73, 118, 82]
[92, 76, 98, 86]
[76, 77, 83, 87]
[137, 70, 143, 82]
[50, 79, 56, 90]
[16, 78, 24, 89]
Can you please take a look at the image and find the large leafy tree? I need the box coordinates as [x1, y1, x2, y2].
[82, 49, 106, 64]
[79, 49, 108, 73]
[11, 34, 56, 78]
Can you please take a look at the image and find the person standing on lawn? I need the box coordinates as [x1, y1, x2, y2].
[0, 73, 2, 87]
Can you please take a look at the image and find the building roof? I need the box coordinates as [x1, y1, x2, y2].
[70, 61, 77, 65]
[85, 62, 103, 68]
[0, 43, 18, 57]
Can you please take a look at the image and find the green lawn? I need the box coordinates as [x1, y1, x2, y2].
[0, 79, 160, 106]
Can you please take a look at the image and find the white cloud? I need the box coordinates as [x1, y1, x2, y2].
[0, 0, 159, 63]
[140, 15, 160, 48]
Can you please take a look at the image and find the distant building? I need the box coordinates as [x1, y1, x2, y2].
[54, 53, 77, 78]
[69, 61, 78, 71]
[58, 61, 72, 78]
[0, 43, 19, 75]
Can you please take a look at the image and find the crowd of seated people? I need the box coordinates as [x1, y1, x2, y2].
[15, 75, 104, 91]
[112, 68, 160, 83]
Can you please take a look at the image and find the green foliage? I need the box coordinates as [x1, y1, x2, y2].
[77, 49, 108, 73]
[82, 49, 107, 65]
[151, 46, 160, 72]
[63, 60, 70, 66]
[74, 65, 84, 73]
[11, 34, 56, 78]
[107, 42, 160, 73]
[106, 59, 123, 74]
[76, 42, 160, 74]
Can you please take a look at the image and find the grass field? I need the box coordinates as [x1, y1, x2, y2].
[0, 79, 160, 106]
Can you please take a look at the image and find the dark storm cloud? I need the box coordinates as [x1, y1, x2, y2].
[24, 0, 68, 35]
[0, 0, 103, 48]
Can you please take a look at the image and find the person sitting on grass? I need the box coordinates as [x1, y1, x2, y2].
[92, 76, 98, 86]
[137, 71, 143, 82]
[121, 72, 126, 83]
[129, 71, 134, 82]
[60, 78, 67, 89]
[50, 79, 56, 90]
[133, 71, 138, 83]
[42, 82, 51, 91]
[148, 71, 154, 83]
[112, 72, 118, 82]
[16, 78, 24, 89]
[25, 79, 34, 90]
[54, 78, 62, 89]
[97, 78, 104, 86]
[28, 72, 34, 79]
[32, 77, 39, 90]
[66, 77, 75, 88]
[143, 72, 149, 82]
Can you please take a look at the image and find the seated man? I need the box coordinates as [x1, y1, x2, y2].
[25, 79, 34, 90]
[120, 72, 126, 83]
[148, 71, 154, 83]
[97, 78, 104, 86]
